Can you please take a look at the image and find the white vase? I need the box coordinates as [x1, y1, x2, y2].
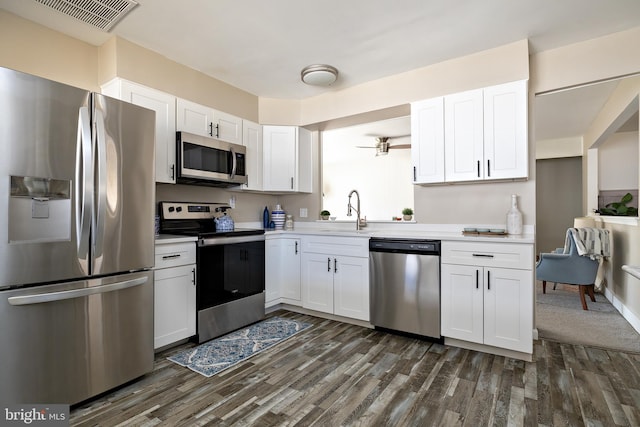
[506, 194, 523, 235]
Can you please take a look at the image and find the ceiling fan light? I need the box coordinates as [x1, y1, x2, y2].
[301, 64, 338, 86]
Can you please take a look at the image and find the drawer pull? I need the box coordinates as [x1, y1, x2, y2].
[472, 254, 494, 258]
[162, 254, 181, 260]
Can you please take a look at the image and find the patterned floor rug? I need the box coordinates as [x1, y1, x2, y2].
[168, 316, 312, 377]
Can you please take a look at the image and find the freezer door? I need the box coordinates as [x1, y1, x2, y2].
[0, 67, 92, 288]
[0, 270, 154, 405]
[92, 94, 155, 275]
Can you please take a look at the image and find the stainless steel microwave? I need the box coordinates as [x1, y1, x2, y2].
[176, 131, 247, 187]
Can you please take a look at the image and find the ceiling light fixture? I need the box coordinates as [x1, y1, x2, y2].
[301, 64, 338, 86]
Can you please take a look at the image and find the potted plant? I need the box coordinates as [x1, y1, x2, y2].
[402, 208, 414, 221]
[597, 192, 638, 216]
[320, 210, 331, 220]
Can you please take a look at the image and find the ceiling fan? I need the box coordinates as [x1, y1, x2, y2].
[357, 135, 411, 156]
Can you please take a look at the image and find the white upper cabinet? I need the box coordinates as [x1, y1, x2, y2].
[411, 97, 445, 184]
[297, 127, 313, 193]
[411, 80, 528, 184]
[242, 120, 263, 191]
[176, 98, 213, 136]
[263, 125, 297, 192]
[176, 98, 243, 144]
[444, 88, 485, 182]
[213, 109, 243, 145]
[101, 79, 177, 184]
[262, 125, 313, 193]
[483, 80, 528, 180]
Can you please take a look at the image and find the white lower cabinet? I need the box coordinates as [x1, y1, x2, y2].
[153, 241, 197, 349]
[301, 236, 369, 321]
[441, 241, 533, 354]
[265, 237, 301, 307]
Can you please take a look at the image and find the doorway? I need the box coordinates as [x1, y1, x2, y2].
[535, 157, 583, 253]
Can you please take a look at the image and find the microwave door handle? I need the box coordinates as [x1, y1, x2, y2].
[230, 147, 237, 179]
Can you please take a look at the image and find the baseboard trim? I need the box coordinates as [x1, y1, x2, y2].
[266, 303, 374, 329]
[603, 286, 640, 334]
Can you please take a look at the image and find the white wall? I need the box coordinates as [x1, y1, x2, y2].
[598, 131, 639, 190]
[536, 137, 583, 160]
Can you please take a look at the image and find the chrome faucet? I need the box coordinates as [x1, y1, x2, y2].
[347, 189, 366, 230]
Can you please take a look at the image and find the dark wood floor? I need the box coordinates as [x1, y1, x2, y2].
[71, 310, 640, 426]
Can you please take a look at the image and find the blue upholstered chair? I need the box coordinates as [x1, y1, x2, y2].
[536, 233, 600, 310]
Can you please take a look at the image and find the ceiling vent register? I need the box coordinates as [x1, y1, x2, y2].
[34, 0, 138, 31]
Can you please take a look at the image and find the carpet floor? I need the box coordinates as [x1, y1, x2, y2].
[536, 281, 640, 353]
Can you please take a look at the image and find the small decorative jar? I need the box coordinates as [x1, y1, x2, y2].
[285, 214, 294, 230]
[506, 194, 523, 235]
[271, 205, 286, 230]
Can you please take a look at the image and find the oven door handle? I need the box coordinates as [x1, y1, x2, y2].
[199, 234, 265, 246]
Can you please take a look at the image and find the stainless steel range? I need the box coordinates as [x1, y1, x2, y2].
[159, 202, 265, 343]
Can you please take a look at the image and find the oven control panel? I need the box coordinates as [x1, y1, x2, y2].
[160, 202, 229, 220]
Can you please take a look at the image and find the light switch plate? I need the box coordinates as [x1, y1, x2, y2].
[299, 208, 308, 218]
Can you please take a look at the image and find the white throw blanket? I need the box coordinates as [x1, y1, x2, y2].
[566, 228, 611, 259]
[565, 227, 611, 290]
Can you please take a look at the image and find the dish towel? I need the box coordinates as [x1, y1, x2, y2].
[565, 227, 611, 291]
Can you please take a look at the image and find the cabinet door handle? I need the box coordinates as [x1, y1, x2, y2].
[170, 164, 175, 180]
[214, 123, 219, 138]
[295, 241, 298, 254]
[477, 160, 480, 178]
[487, 159, 491, 177]
[334, 258, 338, 273]
[327, 257, 331, 272]
[413, 166, 416, 181]
[291, 177, 294, 190]
[191, 267, 196, 285]
[476, 269, 479, 289]
[162, 254, 181, 260]
[472, 254, 494, 258]
[209, 122, 214, 136]
[487, 270, 491, 290]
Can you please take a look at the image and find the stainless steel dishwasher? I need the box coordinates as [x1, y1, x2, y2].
[369, 238, 441, 340]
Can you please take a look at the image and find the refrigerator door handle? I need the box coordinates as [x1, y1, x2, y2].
[93, 107, 107, 261]
[76, 107, 93, 272]
[7, 276, 149, 306]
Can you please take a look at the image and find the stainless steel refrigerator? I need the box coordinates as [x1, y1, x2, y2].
[0, 67, 156, 405]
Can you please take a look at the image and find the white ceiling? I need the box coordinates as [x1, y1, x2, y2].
[3, 0, 640, 99]
[2, 0, 639, 139]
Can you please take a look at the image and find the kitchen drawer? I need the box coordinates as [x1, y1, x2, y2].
[301, 235, 369, 258]
[154, 242, 196, 269]
[441, 241, 533, 270]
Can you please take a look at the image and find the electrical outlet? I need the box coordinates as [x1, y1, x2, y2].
[300, 208, 308, 218]
[229, 196, 236, 208]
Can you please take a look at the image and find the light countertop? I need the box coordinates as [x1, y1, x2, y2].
[622, 265, 640, 280]
[264, 226, 534, 244]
